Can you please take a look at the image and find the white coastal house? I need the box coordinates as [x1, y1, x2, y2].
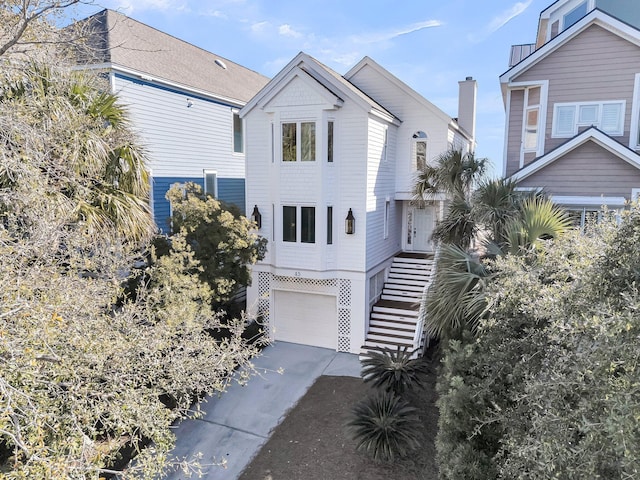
[241, 52, 476, 354]
[76, 9, 269, 231]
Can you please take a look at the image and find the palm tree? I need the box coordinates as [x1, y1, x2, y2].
[414, 149, 488, 249]
[421, 243, 489, 340]
[413, 151, 571, 342]
[0, 61, 155, 243]
[504, 195, 571, 255]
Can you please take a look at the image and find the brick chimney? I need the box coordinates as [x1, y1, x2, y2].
[458, 76, 477, 145]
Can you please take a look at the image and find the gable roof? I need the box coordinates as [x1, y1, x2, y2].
[76, 9, 269, 105]
[500, 8, 640, 84]
[240, 52, 399, 124]
[345, 56, 455, 126]
[509, 127, 640, 182]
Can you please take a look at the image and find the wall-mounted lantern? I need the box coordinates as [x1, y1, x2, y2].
[345, 208, 355, 234]
[251, 205, 262, 229]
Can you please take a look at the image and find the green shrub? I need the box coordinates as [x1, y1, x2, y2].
[360, 346, 428, 395]
[436, 212, 640, 479]
[347, 391, 422, 462]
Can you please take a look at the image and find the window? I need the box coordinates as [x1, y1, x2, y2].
[282, 121, 316, 162]
[327, 206, 333, 244]
[282, 123, 297, 162]
[415, 141, 427, 170]
[552, 101, 625, 137]
[382, 127, 388, 162]
[327, 121, 334, 162]
[301, 207, 315, 243]
[524, 107, 540, 150]
[283, 206, 296, 242]
[282, 205, 316, 243]
[384, 200, 390, 239]
[233, 112, 243, 153]
[563, 1, 587, 30]
[413, 131, 428, 170]
[301, 122, 315, 161]
[203, 170, 217, 197]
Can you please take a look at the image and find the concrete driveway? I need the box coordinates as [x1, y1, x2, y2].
[161, 342, 361, 480]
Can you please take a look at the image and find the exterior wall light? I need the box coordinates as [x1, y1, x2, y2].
[251, 205, 262, 229]
[345, 208, 355, 234]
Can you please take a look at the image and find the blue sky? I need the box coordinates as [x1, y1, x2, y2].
[74, 0, 552, 176]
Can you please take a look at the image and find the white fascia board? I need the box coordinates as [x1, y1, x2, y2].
[241, 52, 311, 117]
[500, 10, 640, 84]
[259, 67, 344, 113]
[85, 62, 246, 107]
[510, 128, 640, 181]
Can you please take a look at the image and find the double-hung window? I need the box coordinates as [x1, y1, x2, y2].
[282, 205, 316, 243]
[553, 101, 625, 137]
[282, 121, 316, 161]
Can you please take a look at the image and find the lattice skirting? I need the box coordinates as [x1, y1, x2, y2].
[256, 273, 353, 353]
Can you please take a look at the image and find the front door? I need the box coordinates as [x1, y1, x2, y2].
[407, 205, 434, 252]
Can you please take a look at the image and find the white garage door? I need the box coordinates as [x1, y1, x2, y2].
[273, 291, 337, 350]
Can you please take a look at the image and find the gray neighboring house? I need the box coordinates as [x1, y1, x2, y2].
[76, 9, 269, 231]
[502, 0, 640, 223]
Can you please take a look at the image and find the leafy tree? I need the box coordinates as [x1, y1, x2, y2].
[166, 183, 267, 306]
[0, 61, 262, 478]
[0, 61, 155, 243]
[436, 210, 640, 479]
[0, 1, 94, 59]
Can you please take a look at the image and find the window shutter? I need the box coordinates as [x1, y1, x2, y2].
[555, 106, 575, 136]
[601, 103, 622, 134]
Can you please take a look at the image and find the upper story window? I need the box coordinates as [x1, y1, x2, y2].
[382, 126, 388, 162]
[412, 131, 427, 170]
[552, 101, 625, 137]
[233, 112, 243, 154]
[282, 122, 316, 162]
[522, 87, 541, 152]
[327, 120, 334, 162]
[282, 205, 316, 243]
[563, 1, 588, 30]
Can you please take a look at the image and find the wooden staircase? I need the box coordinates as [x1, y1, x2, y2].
[361, 253, 435, 358]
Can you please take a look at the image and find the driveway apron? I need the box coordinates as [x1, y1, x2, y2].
[161, 341, 361, 480]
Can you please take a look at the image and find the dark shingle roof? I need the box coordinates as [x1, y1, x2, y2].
[78, 9, 269, 104]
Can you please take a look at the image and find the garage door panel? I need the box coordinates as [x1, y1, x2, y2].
[273, 291, 337, 350]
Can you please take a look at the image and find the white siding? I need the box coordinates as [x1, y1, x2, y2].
[244, 78, 369, 275]
[114, 76, 244, 178]
[348, 65, 455, 198]
[365, 117, 402, 270]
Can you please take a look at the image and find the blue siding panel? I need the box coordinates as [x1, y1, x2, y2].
[218, 178, 246, 215]
[152, 176, 246, 233]
[152, 176, 203, 233]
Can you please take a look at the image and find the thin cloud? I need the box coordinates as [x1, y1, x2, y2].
[108, 0, 177, 14]
[279, 24, 303, 38]
[200, 9, 229, 20]
[487, 0, 533, 33]
[468, 0, 533, 43]
[351, 20, 442, 45]
[251, 21, 269, 34]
